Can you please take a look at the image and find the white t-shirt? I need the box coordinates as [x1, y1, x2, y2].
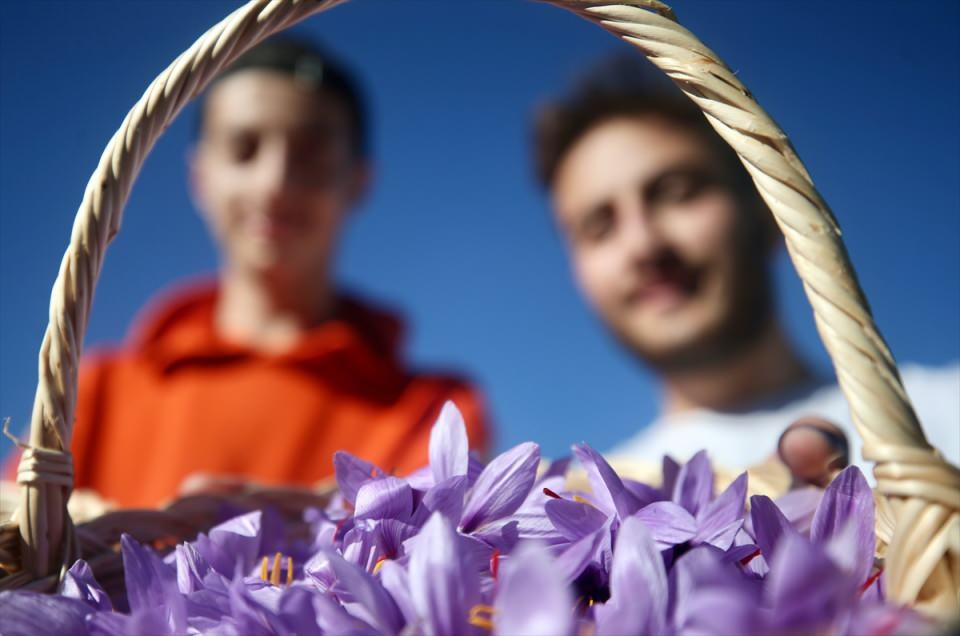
[608, 363, 960, 477]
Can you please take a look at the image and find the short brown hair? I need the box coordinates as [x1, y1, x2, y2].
[533, 55, 747, 191]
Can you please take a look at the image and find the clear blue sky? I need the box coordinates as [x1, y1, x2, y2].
[1, 0, 958, 465]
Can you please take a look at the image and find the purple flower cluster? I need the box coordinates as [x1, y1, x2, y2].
[0, 404, 933, 635]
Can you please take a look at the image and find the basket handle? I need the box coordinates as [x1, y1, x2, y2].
[15, 0, 958, 614]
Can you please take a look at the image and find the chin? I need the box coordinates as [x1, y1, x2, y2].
[617, 313, 731, 370]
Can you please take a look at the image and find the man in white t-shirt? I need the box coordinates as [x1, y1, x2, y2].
[532, 58, 959, 479]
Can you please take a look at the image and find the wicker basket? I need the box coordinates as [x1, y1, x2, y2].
[1, 0, 957, 621]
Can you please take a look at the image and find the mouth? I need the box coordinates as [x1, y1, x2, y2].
[624, 255, 702, 311]
[248, 214, 302, 240]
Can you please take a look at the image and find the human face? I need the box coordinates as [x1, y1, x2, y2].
[191, 70, 367, 281]
[551, 116, 771, 372]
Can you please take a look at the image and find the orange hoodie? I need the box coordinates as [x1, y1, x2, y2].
[22, 281, 490, 508]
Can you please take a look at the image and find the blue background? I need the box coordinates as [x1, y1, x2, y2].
[2, 0, 958, 465]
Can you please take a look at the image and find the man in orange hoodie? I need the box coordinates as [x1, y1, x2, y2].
[13, 38, 490, 508]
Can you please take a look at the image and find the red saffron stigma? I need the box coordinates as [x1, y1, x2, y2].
[738, 549, 761, 566]
[490, 549, 501, 580]
[859, 568, 884, 595]
[543, 487, 562, 499]
[332, 517, 349, 541]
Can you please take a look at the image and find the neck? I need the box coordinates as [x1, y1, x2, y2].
[215, 265, 336, 353]
[660, 323, 812, 415]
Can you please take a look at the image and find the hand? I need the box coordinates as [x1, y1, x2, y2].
[777, 416, 849, 489]
[178, 472, 253, 497]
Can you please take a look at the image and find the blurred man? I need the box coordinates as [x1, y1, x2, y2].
[25, 39, 490, 507]
[533, 58, 959, 474]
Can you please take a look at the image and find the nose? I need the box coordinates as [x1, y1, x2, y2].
[617, 193, 666, 264]
[255, 141, 298, 205]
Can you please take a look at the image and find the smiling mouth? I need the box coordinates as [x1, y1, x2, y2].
[249, 215, 301, 239]
[624, 257, 702, 310]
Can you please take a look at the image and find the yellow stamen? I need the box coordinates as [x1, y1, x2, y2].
[260, 556, 269, 582]
[468, 604, 496, 631]
[286, 556, 294, 586]
[572, 495, 594, 507]
[373, 555, 389, 575]
[270, 552, 282, 586]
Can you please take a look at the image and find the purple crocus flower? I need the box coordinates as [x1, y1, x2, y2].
[635, 451, 748, 551]
[119, 533, 187, 632]
[669, 546, 763, 635]
[594, 516, 668, 636]
[60, 559, 112, 612]
[492, 541, 574, 636]
[0, 591, 94, 636]
[409, 513, 483, 636]
[2, 418, 927, 636]
[332, 402, 541, 555]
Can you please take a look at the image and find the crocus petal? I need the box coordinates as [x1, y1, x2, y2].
[811, 466, 875, 583]
[88, 606, 177, 636]
[274, 587, 324, 636]
[661, 456, 681, 498]
[671, 547, 760, 635]
[324, 549, 404, 634]
[121, 533, 185, 631]
[673, 450, 714, 517]
[355, 476, 414, 523]
[430, 401, 470, 484]
[0, 591, 92, 636]
[623, 479, 666, 508]
[223, 575, 286, 636]
[196, 510, 263, 577]
[572, 444, 642, 518]
[411, 475, 468, 527]
[555, 529, 607, 583]
[494, 542, 574, 636]
[748, 495, 798, 563]
[60, 559, 113, 611]
[695, 472, 747, 550]
[378, 560, 419, 626]
[461, 442, 540, 532]
[409, 513, 481, 636]
[174, 542, 212, 594]
[773, 487, 823, 535]
[545, 498, 608, 541]
[467, 453, 485, 487]
[334, 451, 385, 504]
[765, 531, 856, 631]
[633, 501, 698, 550]
[595, 517, 668, 636]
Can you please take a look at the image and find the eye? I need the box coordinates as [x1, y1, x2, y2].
[577, 203, 615, 244]
[647, 169, 712, 206]
[226, 131, 259, 163]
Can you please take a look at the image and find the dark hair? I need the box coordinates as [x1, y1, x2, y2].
[198, 37, 368, 158]
[533, 55, 748, 191]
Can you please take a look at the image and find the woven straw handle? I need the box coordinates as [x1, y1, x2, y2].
[16, 0, 958, 615]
